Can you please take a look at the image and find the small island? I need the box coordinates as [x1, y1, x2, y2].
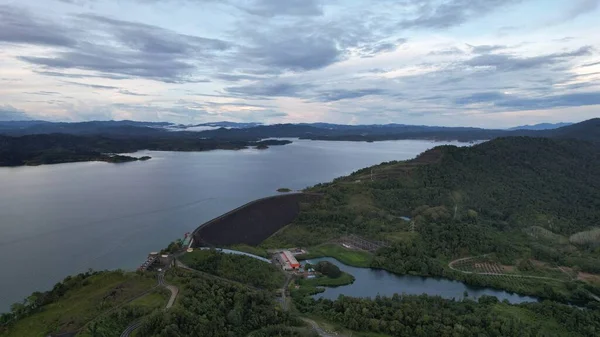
[104, 155, 152, 163]
[277, 187, 292, 193]
[255, 144, 269, 150]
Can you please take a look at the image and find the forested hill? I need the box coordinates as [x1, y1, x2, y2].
[346, 137, 600, 234]
[0, 134, 291, 166]
[544, 117, 600, 143]
[262, 134, 600, 304]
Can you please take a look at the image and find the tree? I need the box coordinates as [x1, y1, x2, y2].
[315, 261, 342, 278]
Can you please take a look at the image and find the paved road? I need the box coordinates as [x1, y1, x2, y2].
[198, 247, 271, 263]
[158, 271, 179, 309]
[119, 321, 142, 337]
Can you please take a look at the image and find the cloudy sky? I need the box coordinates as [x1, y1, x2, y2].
[1, 0, 599, 127]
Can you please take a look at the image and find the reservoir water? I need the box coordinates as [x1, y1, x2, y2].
[307, 257, 539, 304]
[0, 139, 468, 312]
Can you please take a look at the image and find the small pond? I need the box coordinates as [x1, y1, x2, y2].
[305, 257, 539, 304]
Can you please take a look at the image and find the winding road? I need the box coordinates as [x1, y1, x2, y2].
[120, 268, 179, 337]
[278, 274, 345, 337]
[448, 255, 567, 282]
[449, 255, 600, 303]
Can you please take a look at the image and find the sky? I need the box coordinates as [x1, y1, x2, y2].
[0, 0, 599, 127]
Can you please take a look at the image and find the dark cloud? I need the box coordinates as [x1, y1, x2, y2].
[79, 14, 230, 53]
[225, 82, 309, 98]
[358, 39, 406, 58]
[313, 89, 388, 102]
[365, 68, 392, 73]
[239, 0, 323, 17]
[429, 47, 465, 55]
[24, 91, 60, 96]
[21, 46, 195, 83]
[203, 101, 274, 109]
[454, 92, 507, 105]
[33, 70, 132, 80]
[455, 91, 600, 110]
[467, 44, 507, 54]
[230, 8, 407, 74]
[554, 37, 575, 42]
[561, 0, 600, 22]
[0, 105, 31, 121]
[397, 0, 521, 30]
[0, 5, 76, 47]
[61, 81, 121, 90]
[582, 61, 600, 67]
[242, 34, 341, 72]
[499, 92, 600, 109]
[13, 9, 231, 82]
[464, 46, 593, 71]
[118, 90, 150, 96]
[214, 73, 267, 82]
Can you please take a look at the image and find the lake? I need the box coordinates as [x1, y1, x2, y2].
[0, 139, 467, 312]
[306, 257, 539, 304]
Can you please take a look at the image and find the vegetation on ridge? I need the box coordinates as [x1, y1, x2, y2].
[265, 136, 600, 303]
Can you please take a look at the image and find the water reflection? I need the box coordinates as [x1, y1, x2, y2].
[306, 257, 539, 304]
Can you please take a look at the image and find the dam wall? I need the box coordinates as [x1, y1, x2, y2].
[191, 193, 320, 247]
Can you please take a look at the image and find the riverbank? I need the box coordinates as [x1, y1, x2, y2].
[305, 257, 540, 304]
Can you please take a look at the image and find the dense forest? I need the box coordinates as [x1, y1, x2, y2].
[264, 134, 600, 303]
[294, 293, 600, 336]
[136, 268, 300, 337]
[179, 249, 285, 290]
[0, 134, 290, 166]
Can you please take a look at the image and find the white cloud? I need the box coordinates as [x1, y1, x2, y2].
[1, 0, 599, 127]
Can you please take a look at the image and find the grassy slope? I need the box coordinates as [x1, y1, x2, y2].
[179, 249, 285, 290]
[227, 243, 269, 258]
[297, 244, 373, 268]
[76, 289, 168, 337]
[127, 290, 168, 309]
[1, 271, 155, 337]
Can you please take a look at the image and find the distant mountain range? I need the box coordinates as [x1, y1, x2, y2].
[0, 120, 170, 136]
[0, 119, 597, 143]
[508, 122, 573, 130]
[1, 118, 599, 167]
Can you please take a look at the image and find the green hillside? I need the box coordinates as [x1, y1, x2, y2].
[3, 133, 600, 337]
[264, 136, 600, 303]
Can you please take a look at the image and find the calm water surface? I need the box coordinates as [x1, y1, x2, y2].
[0, 139, 466, 311]
[307, 257, 539, 304]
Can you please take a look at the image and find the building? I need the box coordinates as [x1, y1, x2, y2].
[159, 254, 170, 265]
[276, 250, 300, 270]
